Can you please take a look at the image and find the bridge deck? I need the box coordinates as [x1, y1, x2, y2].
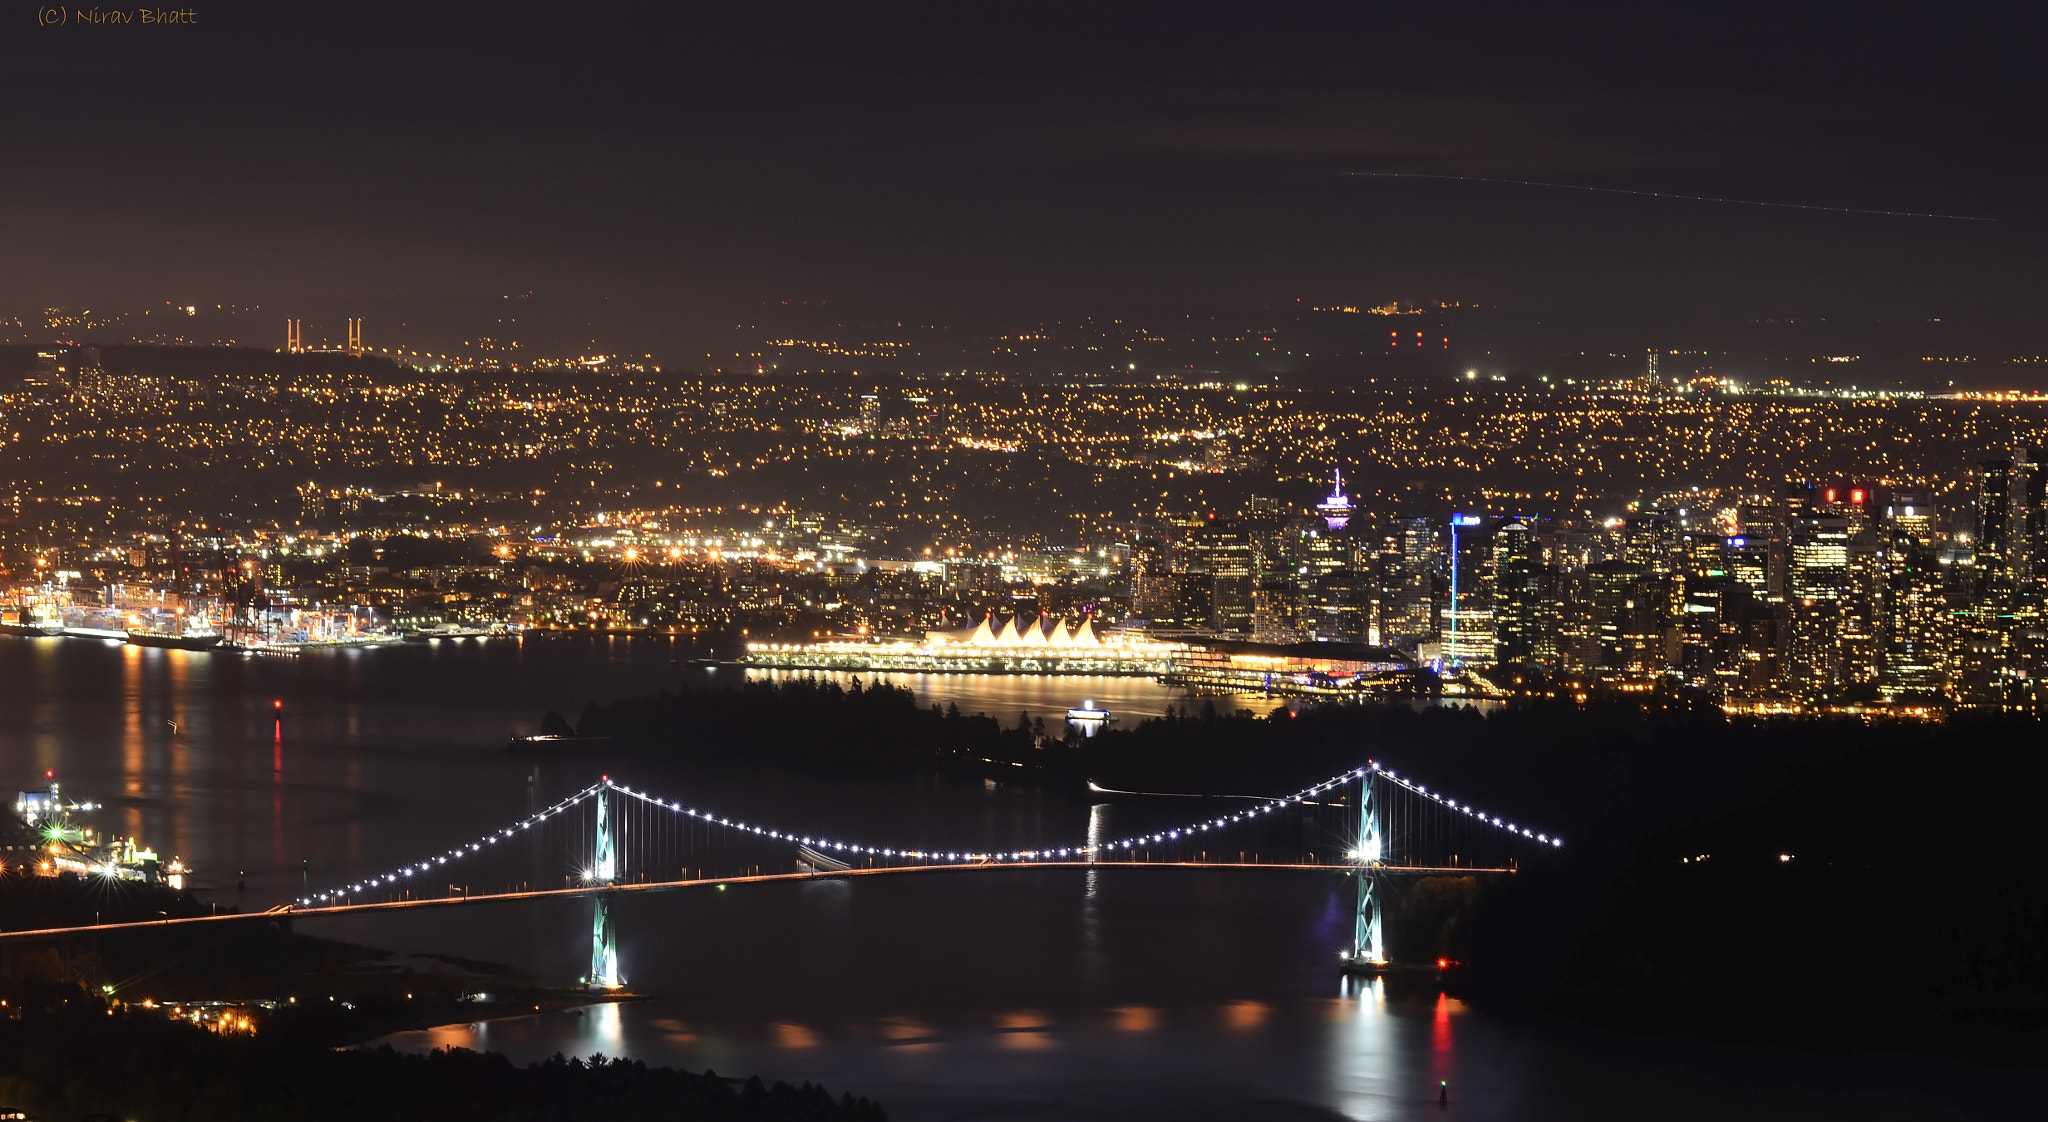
[0, 860, 1510, 942]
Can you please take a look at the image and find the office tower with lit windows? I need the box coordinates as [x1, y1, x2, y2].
[1491, 520, 1550, 667]
[1786, 517, 1852, 696]
[1185, 517, 1253, 634]
[1581, 560, 1663, 681]
[1621, 511, 1680, 575]
[1251, 580, 1307, 643]
[1381, 517, 1437, 645]
[1885, 492, 1936, 547]
[1128, 537, 1176, 621]
[1878, 526, 1950, 698]
[1976, 457, 2016, 585]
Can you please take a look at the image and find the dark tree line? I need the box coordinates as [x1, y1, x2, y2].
[0, 985, 886, 1122]
[554, 677, 1062, 776]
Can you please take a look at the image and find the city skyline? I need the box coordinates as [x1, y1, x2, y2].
[5, 5, 2048, 1120]
[8, 340, 2048, 714]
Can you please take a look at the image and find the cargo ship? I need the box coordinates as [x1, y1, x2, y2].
[408, 621, 497, 640]
[219, 609, 403, 653]
[61, 606, 129, 640]
[126, 620, 224, 651]
[0, 603, 63, 637]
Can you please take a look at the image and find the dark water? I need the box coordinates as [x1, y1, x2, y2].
[1, 634, 2040, 1120]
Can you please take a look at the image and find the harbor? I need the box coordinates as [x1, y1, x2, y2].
[0, 585, 478, 655]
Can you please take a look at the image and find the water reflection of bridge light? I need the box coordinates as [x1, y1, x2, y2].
[771, 1021, 819, 1048]
[875, 1015, 934, 1043]
[1327, 976, 1401, 1119]
[1223, 1000, 1270, 1031]
[590, 1001, 623, 1052]
[995, 1010, 1057, 1050]
[422, 1022, 478, 1052]
[1109, 1005, 1159, 1033]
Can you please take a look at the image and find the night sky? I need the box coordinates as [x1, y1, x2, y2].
[5, 2, 2045, 362]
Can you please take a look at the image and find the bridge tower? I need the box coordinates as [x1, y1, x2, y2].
[588, 783, 621, 989]
[1345, 770, 1385, 969]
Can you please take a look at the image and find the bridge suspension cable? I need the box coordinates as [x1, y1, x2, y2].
[296, 762, 1562, 908]
[299, 782, 606, 906]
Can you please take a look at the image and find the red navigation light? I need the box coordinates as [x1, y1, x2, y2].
[45, 770, 53, 779]
[273, 699, 283, 710]
[1438, 957, 1449, 969]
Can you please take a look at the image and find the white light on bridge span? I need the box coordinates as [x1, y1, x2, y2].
[298, 770, 1567, 907]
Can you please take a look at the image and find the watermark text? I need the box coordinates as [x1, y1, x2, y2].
[37, 7, 199, 25]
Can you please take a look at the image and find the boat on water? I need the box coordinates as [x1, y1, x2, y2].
[126, 626, 223, 651]
[218, 633, 405, 654]
[126, 609, 222, 650]
[219, 608, 406, 652]
[61, 606, 129, 640]
[409, 621, 498, 640]
[0, 604, 63, 637]
[504, 733, 614, 751]
[1066, 701, 1113, 722]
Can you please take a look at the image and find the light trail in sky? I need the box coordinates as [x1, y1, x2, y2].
[1342, 172, 1996, 222]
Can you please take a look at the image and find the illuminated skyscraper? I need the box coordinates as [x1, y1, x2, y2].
[1878, 527, 1949, 699]
[1976, 458, 2015, 583]
[1492, 521, 1549, 667]
[1786, 518, 1852, 696]
[1884, 493, 1934, 546]
[1316, 468, 1353, 530]
[1584, 560, 1660, 680]
[1186, 517, 1253, 634]
[1389, 518, 1437, 643]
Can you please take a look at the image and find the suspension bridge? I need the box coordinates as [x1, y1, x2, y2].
[0, 761, 1565, 983]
